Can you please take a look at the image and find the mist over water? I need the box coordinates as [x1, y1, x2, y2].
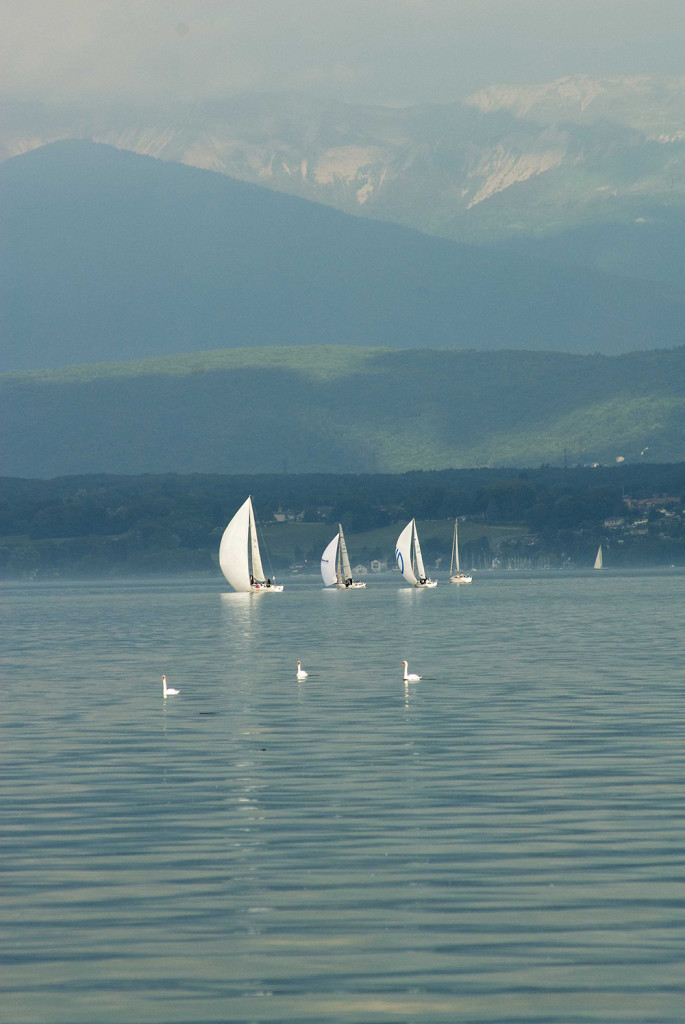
[2, 571, 685, 1022]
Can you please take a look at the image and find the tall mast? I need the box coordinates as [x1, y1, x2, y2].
[339, 524, 352, 581]
[413, 520, 427, 579]
[248, 497, 266, 581]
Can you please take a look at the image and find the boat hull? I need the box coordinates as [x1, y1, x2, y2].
[336, 581, 366, 589]
[450, 573, 472, 584]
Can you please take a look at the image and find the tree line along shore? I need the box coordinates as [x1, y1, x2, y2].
[1, 463, 685, 579]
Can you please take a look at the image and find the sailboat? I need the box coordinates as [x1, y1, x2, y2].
[449, 519, 472, 584]
[321, 524, 366, 588]
[219, 496, 283, 593]
[395, 519, 437, 588]
[594, 544, 603, 570]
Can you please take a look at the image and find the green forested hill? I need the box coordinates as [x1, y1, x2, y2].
[3, 345, 685, 478]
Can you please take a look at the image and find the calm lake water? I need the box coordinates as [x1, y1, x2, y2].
[2, 570, 685, 1023]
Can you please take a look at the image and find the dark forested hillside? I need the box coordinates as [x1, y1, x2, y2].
[2, 140, 684, 373]
[3, 345, 685, 479]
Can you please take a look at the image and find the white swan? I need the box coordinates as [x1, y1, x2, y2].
[401, 660, 421, 682]
[162, 674, 179, 697]
[296, 661, 308, 680]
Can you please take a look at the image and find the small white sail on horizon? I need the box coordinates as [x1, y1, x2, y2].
[395, 519, 437, 588]
[219, 496, 283, 593]
[594, 544, 603, 570]
[321, 524, 366, 588]
[449, 519, 472, 584]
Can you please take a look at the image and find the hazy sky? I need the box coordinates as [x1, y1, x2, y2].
[3, 0, 685, 109]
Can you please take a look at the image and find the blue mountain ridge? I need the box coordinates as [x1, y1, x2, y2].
[1, 140, 684, 373]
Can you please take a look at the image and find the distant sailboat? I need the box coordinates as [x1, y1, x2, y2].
[449, 520, 472, 584]
[395, 519, 437, 588]
[321, 524, 366, 588]
[594, 544, 603, 570]
[219, 496, 283, 593]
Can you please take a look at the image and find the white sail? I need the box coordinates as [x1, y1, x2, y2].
[412, 521, 427, 580]
[339, 524, 353, 581]
[220, 496, 282, 592]
[594, 544, 603, 570]
[321, 533, 340, 587]
[248, 498, 266, 582]
[322, 524, 366, 588]
[451, 521, 460, 573]
[395, 520, 419, 586]
[219, 497, 252, 592]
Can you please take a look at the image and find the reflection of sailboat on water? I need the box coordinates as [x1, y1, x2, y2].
[321, 524, 366, 588]
[449, 520, 472, 584]
[219, 496, 283, 593]
[594, 544, 603, 570]
[395, 519, 437, 588]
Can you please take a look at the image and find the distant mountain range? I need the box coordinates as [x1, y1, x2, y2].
[3, 75, 685, 280]
[3, 77, 685, 481]
[2, 139, 684, 372]
[3, 345, 685, 477]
